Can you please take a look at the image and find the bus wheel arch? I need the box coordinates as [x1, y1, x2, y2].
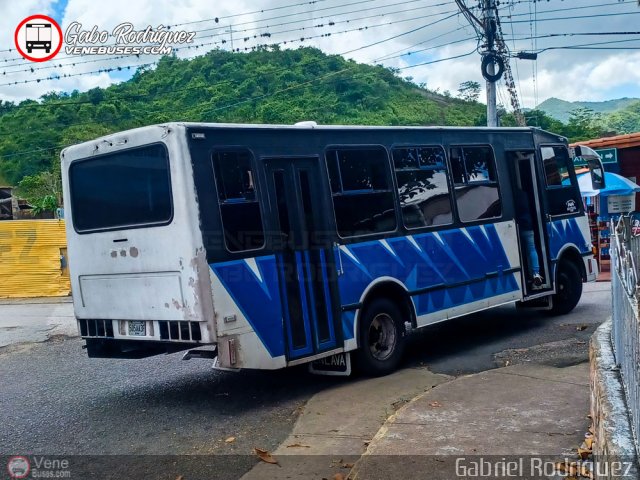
[353, 280, 415, 376]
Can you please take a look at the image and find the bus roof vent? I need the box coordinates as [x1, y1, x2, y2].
[294, 121, 318, 128]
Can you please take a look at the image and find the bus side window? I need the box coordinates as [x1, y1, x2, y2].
[212, 150, 265, 252]
[392, 146, 453, 229]
[541, 146, 581, 216]
[450, 146, 502, 223]
[326, 147, 396, 237]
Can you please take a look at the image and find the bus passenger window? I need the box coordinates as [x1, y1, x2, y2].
[325, 148, 396, 237]
[392, 146, 453, 229]
[212, 150, 265, 252]
[450, 146, 502, 223]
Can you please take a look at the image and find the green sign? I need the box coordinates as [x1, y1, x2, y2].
[595, 148, 618, 164]
[574, 147, 618, 167]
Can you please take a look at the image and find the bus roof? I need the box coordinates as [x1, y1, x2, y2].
[61, 122, 567, 162]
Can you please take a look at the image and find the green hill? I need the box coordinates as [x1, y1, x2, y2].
[0, 47, 486, 186]
[537, 97, 640, 123]
[603, 100, 640, 134]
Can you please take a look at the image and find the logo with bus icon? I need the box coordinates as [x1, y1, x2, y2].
[14, 14, 63, 62]
[6, 456, 30, 479]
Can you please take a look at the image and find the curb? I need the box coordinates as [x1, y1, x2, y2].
[590, 318, 639, 479]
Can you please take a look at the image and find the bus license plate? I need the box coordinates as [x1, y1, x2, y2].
[309, 352, 351, 376]
[128, 321, 146, 336]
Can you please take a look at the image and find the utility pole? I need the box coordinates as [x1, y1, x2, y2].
[455, 0, 504, 127]
[484, 0, 498, 127]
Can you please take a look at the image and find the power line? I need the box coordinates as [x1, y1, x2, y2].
[395, 48, 477, 70]
[1, 1, 441, 76]
[504, 31, 640, 41]
[0, 0, 441, 65]
[0, 9, 461, 88]
[528, 38, 640, 53]
[501, 10, 640, 24]
[500, 0, 635, 17]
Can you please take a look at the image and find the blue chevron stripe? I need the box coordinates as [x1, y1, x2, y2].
[548, 218, 590, 260]
[336, 224, 519, 317]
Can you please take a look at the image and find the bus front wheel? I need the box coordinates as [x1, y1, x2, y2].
[550, 261, 582, 315]
[355, 298, 406, 376]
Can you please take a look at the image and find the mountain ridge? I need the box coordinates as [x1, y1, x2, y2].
[537, 96, 640, 123]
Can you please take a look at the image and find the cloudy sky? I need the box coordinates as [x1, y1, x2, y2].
[1, 0, 639, 111]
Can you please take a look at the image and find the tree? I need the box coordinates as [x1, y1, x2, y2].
[564, 107, 606, 142]
[15, 162, 61, 215]
[458, 81, 481, 102]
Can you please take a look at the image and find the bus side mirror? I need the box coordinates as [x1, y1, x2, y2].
[574, 145, 606, 191]
[588, 158, 605, 190]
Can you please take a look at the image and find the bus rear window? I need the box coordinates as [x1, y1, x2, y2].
[69, 144, 172, 233]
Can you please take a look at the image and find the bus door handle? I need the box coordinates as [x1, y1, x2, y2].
[334, 242, 344, 276]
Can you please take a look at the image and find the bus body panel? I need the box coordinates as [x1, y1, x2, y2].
[209, 255, 287, 369]
[61, 125, 216, 352]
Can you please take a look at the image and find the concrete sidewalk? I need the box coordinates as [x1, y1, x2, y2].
[0, 297, 76, 348]
[352, 363, 590, 479]
[239, 363, 590, 480]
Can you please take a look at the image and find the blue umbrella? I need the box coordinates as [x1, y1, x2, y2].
[576, 172, 640, 197]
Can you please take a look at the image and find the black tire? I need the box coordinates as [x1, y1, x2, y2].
[549, 261, 582, 315]
[481, 52, 505, 83]
[354, 298, 406, 376]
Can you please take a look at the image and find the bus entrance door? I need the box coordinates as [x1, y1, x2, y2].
[265, 157, 342, 361]
[510, 151, 553, 301]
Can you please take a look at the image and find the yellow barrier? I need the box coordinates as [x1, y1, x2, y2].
[0, 220, 71, 298]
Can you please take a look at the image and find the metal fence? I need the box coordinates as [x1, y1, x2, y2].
[611, 215, 640, 456]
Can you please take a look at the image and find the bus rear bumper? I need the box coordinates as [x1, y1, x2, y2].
[78, 319, 215, 359]
[84, 338, 208, 359]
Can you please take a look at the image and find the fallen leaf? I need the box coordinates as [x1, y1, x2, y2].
[429, 401, 442, 408]
[577, 447, 592, 460]
[254, 447, 278, 465]
[286, 443, 311, 448]
[176, 476, 184, 480]
[576, 325, 588, 331]
[225, 437, 236, 443]
[341, 462, 354, 469]
[333, 474, 345, 480]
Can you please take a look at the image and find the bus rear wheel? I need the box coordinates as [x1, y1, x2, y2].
[550, 261, 582, 315]
[355, 298, 406, 376]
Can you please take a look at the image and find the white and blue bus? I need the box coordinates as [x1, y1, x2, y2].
[61, 123, 604, 375]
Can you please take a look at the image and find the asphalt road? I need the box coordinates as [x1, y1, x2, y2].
[0, 282, 611, 477]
